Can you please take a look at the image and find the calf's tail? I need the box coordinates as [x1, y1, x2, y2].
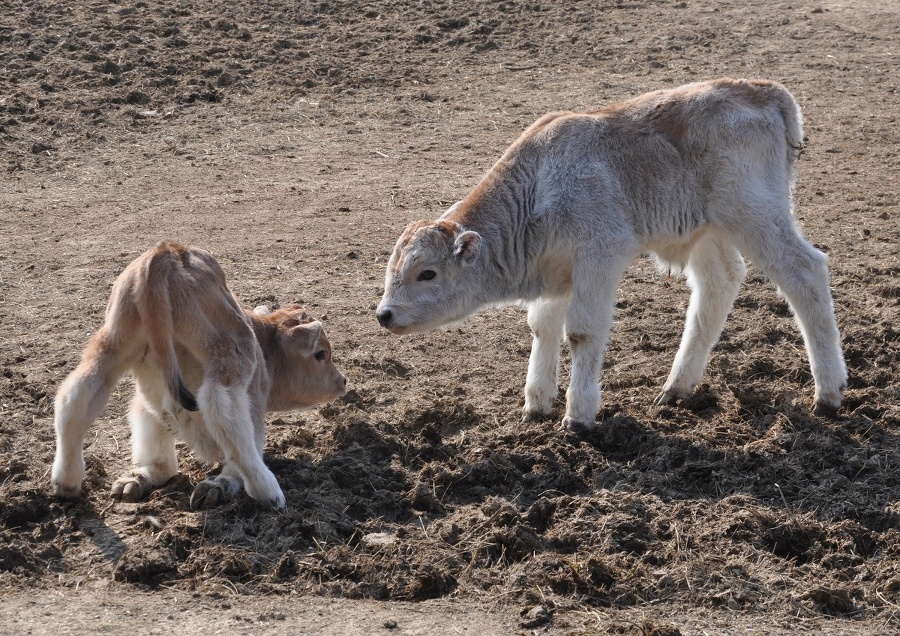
[772, 83, 805, 185]
[137, 242, 198, 412]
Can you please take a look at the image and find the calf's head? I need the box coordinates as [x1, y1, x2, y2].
[254, 304, 347, 410]
[376, 220, 483, 334]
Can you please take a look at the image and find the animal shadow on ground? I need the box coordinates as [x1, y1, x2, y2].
[2, 322, 898, 616]
[59, 382, 892, 615]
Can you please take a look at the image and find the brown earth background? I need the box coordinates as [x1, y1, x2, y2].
[1, 0, 899, 634]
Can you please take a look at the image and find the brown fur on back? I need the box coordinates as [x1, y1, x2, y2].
[52, 241, 347, 506]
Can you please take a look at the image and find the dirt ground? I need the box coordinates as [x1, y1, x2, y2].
[2, 0, 899, 633]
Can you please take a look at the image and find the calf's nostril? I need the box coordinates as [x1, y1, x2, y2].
[377, 309, 393, 328]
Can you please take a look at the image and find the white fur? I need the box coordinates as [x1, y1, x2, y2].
[377, 79, 847, 430]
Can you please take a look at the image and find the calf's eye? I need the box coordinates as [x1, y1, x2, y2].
[314, 350, 327, 361]
[418, 269, 436, 281]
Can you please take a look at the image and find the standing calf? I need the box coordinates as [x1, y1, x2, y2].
[52, 241, 346, 509]
[377, 78, 846, 431]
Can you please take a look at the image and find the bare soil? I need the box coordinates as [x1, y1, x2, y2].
[1, 0, 898, 633]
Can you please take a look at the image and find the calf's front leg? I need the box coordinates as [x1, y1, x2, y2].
[523, 297, 569, 422]
[562, 253, 631, 431]
[190, 464, 245, 510]
[111, 396, 178, 502]
[198, 381, 285, 509]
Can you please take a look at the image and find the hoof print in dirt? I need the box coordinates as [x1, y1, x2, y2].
[519, 604, 552, 628]
[420, 423, 442, 446]
[638, 620, 683, 636]
[407, 482, 445, 513]
[802, 587, 856, 616]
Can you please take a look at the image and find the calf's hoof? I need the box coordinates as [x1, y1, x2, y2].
[111, 473, 152, 503]
[190, 480, 229, 510]
[813, 398, 841, 418]
[244, 470, 287, 509]
[653, 391, 675, 406]
[52, 480, 83, 500]
[51, 461, 85, 499]
[522, 409, 555, 424]
[561, 416, 595, 433]
[653, 386, 690, 406]
[263, 490, 287, 510]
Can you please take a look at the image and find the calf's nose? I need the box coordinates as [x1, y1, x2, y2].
[376, 308, 393, 328]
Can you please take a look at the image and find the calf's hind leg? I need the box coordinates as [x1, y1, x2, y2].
[656, 233, 746, 405]
[111, 394, 178, 502]
[52, 329, 129, 498]
[734, 211, 847, 414]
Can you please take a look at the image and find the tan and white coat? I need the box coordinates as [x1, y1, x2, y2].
[52, 242, 346, 508]
[377, 78, 846, 430]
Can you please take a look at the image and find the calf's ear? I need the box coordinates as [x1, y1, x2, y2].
[453, 230, 482, 265]
[287, 320, 324, 356]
